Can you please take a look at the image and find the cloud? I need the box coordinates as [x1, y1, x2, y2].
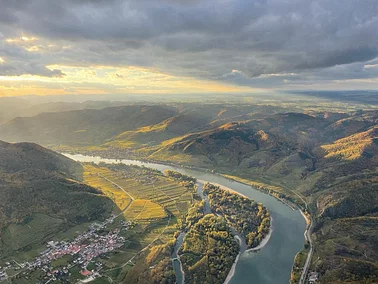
[0, 0, 378, 89]
[0, 62, 65, 77]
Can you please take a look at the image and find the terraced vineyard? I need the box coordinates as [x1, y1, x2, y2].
[83, 164, 193, 221]
[83, 165, 133, 212]
[124, 200, 166, 220]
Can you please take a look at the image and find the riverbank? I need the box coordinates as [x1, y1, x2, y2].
[64, 153, 308, 284]
[174, 256, 185, 284]
[172, 232, 186, 284]
[224, 252, 241, 284]
[202, 181, 274, 252]
[217, 173, 313, 283]
[298, 211, 313, 284]
[64, 152, 301, 211]
[203, 181, 248, 198]
[247, 217, 273, 252]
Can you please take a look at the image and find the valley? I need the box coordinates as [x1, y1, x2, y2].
[0, 101, 377, 283]
[0, 142, 271, 284]
[2, 1, 378, 283]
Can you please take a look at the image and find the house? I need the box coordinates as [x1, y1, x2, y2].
[309, 272, 319, 283]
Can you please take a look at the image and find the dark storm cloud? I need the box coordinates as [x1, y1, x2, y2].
[0, 0, 378, 86]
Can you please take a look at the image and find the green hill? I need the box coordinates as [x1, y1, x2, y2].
[0, 141, 113, 261]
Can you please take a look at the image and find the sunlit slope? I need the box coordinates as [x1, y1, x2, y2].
[104, 114, 210, 148]
[83, 164, 193, 221]
[147, 115, 321, 170]
[83, 165, 133, 212]
[0, 104, 285, 149]
[320, 127, 378, 160]
[0, 105, 177, 146]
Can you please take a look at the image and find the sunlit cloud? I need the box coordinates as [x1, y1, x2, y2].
[0, 57, 4, 64]
[0, 1, 378, 95]
[0, 64, 255, 96]
[24, 46, 41, 52]
[364, 64, 378, 69]
[5, 36, 39, 44]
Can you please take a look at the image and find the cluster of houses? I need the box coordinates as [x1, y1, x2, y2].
[68, 147, 134, 160]
[0, 216, 134, 283]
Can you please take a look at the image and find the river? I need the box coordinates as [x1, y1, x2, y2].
[64, 154, 306, 284]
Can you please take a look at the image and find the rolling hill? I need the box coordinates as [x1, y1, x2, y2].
[148, 117, 378, 283]
[0, 141, 113, 261]
[0, 104, 377, 282]
[0, 97, 132, 125]
[0, 105, 178, 146]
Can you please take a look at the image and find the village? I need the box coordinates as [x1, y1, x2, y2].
[0, 215, 135, 283]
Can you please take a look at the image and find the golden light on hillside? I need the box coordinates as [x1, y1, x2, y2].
[321, 127, 378, 160]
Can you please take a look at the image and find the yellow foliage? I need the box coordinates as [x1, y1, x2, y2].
[124, 199, 166, 220]
[83, 165, 132, 211]
[321, 127, 377, 160]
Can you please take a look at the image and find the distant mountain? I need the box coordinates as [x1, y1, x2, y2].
[0, 97, 32, 124]
[0, 105, 178, 146]
[0, 141, 112, 259]
[0, 104, 276, 147]
[0, 97, 132, 125]
[1, 103, 377, 281]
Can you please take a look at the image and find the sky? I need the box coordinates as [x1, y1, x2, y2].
[0, 0, 378, 97]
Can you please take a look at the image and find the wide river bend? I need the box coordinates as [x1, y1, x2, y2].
[64, 154, 306, 284]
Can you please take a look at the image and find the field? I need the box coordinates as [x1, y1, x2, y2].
[83, 165, 133, 212]
[4, 163, 192, 283]
[0, 214, 65, 264]
[83, 164, 193, 220]
[80, 163, 195, 282]
[124, 200, 166, 220]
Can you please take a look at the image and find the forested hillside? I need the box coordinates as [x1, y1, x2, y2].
[0, 141, 113, 261]
[0, 104, 377, 282]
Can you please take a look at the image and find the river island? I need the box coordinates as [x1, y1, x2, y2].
[172, 178, 271, 284]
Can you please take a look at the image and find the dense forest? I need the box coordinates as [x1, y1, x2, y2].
[0, 141, 113, 260]
[180, 214, 239, 284]
[203, 183, 271, 248]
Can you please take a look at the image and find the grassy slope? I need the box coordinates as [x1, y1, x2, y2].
[0, 141, 113, 264]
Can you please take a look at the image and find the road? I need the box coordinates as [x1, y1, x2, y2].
[96, 172, 135, 217]
[299, 213, 313, 284]
[259, 177, 313, 284]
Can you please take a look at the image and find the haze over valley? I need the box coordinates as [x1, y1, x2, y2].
[1, 1, 378, 283]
